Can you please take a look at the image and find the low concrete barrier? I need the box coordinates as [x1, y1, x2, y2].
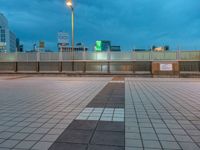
[0, 61, 199, 77]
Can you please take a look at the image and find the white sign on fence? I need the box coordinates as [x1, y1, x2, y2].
[160, 64, 173, 71]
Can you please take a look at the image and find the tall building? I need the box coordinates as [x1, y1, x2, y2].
[0, 13, 16, 52]
[16, 38, 23, 52]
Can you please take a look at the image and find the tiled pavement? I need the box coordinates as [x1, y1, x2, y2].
[0, 76, 200, 150]
[0, 77, 111, 150]
[49, 79, 125, 150]
[125, 78, 200, 150]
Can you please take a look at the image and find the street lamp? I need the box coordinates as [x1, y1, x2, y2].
[66, 0, 75, 71]
[66, 0, 74, 52]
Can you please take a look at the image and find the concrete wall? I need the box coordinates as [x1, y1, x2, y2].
[17, 62, 38, 72]
[0, 61, 199, 77]
[0, 62, 15, 72]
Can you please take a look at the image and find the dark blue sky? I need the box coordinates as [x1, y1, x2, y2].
[1, 0, 200, 51]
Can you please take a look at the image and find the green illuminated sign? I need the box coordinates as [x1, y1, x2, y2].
[95, 41, 102, 52]
[95, 40, 111, 52]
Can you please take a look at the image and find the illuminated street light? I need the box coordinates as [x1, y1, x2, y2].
[66, 0, 75, 71]
[66, 1, 72, 7]
[66, 0, 74, 51]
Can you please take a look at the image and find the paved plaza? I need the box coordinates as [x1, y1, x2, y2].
[0, 76, 199, 150]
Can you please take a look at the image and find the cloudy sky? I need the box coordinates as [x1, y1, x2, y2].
[1, 0, 200, 51]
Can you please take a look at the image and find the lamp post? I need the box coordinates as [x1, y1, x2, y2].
[66, 0, 75, 71]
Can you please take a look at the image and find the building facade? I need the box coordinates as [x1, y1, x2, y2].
[60, 46, 88, 52]
[0, 13, 16, 52]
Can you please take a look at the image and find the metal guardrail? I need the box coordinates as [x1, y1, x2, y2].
[0, 51, 199, 62]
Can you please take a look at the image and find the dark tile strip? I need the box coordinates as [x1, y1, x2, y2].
[49, 121, 125, 150]
[87, 83, 125, 108]
[49, 80, 125, 150]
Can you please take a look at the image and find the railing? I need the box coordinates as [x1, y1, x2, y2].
[0, 51, 199, 62]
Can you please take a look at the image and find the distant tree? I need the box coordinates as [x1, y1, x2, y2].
[164, 45, 170, 51]
[151, 45, 156, 51]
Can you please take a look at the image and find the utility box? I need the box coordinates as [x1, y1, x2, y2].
[152, 61, 179, 77]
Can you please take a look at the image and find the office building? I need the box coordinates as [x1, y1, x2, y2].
[60, 44, 88, 52]
[0, 13, 16, 52]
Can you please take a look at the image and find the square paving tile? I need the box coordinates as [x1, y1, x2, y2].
[20, 127, 37, 133]
[68, 120, 98, 131]
[160, 141, 181, 149]
[31, 141, 53, 150]
[15, 140, 36, 149]
[141, 133, 158, 140]
[57, 129, 93, 144]
[125, 132, 141, 140]
[96, 121, 124, 132]
[88, 144, 124, 150]
[24, 133, 44, 141]
[125, 139, 142, 147]
[157, 134, 175, 141]
[174, 135, 193, 142]
[10, 133, 29, 140]
[143, 140, 161, 149]
[91, 131, 124, 146]
[40, 134, 59, 142]
[34, 128, 50, 134]
[49, 142, 87, 150]
[179, 142, 200, 150]
[0, 132, 15, 139]
[0, 140, 20, 148]
[48, 128, 64, 135]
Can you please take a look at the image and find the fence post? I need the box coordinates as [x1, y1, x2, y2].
[107, 62, 110, 74]
[83, 51, 86, 60]
[36, 52, 40, 72]
[59, 52, 63, 73]
[150, 51, 153, 61]
[132, 61, 135, 74]
[14, 52, 18, 72]
[84, 62, 86, 73]
[133, 51, 136, 61]
[37, 52, 40, 62]
[14, 62, 18, 72]
[36, 62, 40, 72]
[108, 51, 111, 61]
[59, 52, 63, 61]
[59, 62, 62, 73]
[199, 61, 200, 72]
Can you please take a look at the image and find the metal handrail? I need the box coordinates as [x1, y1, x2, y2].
[0, 51, 199, 62]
